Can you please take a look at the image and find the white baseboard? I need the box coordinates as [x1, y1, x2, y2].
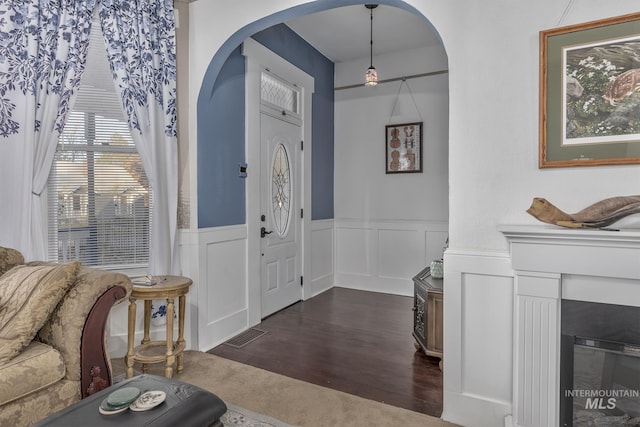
[310, 272, 334, 298]
[198, 308, 249, 352]
[335, 273, 413, 296]
[443, 391, 512, 427]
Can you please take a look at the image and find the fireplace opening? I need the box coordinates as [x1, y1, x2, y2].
[570, 337, 640, 425]
[560, 300, 640, 427]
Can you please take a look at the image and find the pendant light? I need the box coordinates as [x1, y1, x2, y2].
[364, 4, 378, 86]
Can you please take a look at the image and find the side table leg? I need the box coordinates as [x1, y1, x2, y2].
[141, 300, 152, 373]
[177, 294, 186, 373]
[142, 300, 152, 344]
[125, 297, 137, 378]
[165, 297, 175, 378]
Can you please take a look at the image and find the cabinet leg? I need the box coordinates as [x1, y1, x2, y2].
[414, 341, 423, 352]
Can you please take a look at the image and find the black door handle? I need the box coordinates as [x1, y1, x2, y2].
[261, 227, 273, 238]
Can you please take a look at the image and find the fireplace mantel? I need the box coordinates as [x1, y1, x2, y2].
[499, 224, 640, 280]
[499, 224, 640, 427]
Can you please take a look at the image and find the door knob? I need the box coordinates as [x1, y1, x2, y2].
[261, 227, 273, 238]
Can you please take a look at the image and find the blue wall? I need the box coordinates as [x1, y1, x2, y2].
[252, 24, 335, 220]
[197, 46, 246, 227]
[197, 24, 335, 227]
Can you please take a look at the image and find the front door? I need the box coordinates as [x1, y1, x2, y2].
[260, 112, 302, 317]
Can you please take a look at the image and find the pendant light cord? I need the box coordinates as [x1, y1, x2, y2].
[387, 78, 423, 125]
[369, 8, 374, 67]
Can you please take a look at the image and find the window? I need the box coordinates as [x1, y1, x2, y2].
[271, 144, 291, 237]
[47, 17, 150, 270]
[260, 70, 301, 121]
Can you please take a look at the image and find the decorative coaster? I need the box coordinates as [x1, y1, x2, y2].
[106, 386, 141, 407]
[99, 404, 129, 415]
[129, 390, 167, 412]
[99, 397, 130, 415]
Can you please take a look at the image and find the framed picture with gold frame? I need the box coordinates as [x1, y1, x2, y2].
[539, 12, 640, 168]
[385, 122, 423, 173]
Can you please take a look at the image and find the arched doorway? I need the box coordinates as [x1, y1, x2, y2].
[191, 0, 448, 358]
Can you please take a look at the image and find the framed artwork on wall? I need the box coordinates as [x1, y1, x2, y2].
[539, 12, 640, 168]
[385, 122, 423, 173]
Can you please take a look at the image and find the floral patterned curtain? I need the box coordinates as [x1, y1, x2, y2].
[0, 1, 96, 259]
[0, 0, 178, 275]
[97, 0, 178, 276]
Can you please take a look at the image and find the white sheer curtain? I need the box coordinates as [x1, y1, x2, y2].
[97, 0, 178, 276]
[0, 1, 96, 259]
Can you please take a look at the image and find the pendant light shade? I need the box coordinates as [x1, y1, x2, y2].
[365, 66, 378, 86]
[364, 4, 378, 87]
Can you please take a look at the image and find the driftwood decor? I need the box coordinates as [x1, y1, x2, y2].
[527, 195, 640, 228]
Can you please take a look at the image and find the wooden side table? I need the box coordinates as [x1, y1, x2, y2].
[125, 275, 192, 379]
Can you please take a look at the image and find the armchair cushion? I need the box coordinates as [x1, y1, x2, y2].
[0, 341, 65, 406]
[0, 262, 80, 364]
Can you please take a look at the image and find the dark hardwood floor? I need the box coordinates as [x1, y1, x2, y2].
[208, 287, 443, 417]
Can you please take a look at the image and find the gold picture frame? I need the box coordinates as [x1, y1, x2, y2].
[539, 12, 640, 167]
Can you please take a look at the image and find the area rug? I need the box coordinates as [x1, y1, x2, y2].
[111, 350, 458, 427]
[222, 403, 297, 427]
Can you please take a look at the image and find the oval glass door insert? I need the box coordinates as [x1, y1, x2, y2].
[271, 144, 291, 236]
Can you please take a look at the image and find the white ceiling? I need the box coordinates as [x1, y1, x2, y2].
[285, 4, 441, 63]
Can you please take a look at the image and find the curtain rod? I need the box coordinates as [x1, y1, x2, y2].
[334, 69, 448, 91]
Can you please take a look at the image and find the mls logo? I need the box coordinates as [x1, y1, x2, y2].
[585, 397, 616, 410]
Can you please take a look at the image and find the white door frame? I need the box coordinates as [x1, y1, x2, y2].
[243, 38, 314, 326]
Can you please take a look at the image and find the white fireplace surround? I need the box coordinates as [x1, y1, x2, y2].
[499, 225, 640, 427]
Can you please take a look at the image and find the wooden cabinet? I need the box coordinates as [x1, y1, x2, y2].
[412, 267, 443, 365]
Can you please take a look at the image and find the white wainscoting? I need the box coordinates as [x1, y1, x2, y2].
[442, 249, 515, 427]
[310, 219, 334, 298]
[334, 219, 448, 296]
[179, 225, 248, 353]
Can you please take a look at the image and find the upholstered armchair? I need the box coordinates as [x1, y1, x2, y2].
[0, 246, 132, 426]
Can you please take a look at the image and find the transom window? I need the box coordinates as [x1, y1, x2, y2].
[261, 71, 301, 120]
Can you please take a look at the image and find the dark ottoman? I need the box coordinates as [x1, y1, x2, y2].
[33, 374, 227, 427]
